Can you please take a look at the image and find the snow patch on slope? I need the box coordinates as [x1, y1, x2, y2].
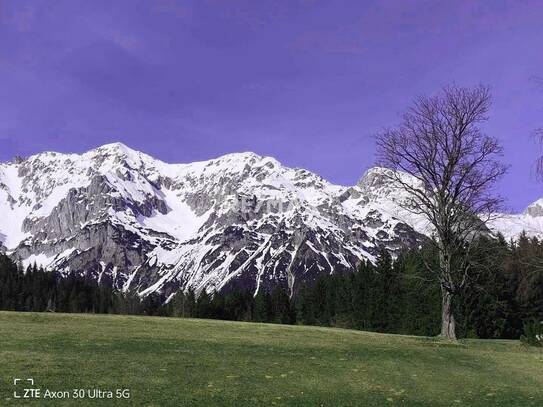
[138, 188, 210, 242]
[0, 164, 31, 248]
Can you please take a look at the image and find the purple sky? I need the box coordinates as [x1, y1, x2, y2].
[0, 0, 542, 211]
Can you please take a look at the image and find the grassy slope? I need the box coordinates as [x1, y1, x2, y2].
[0, 312, 542, 406]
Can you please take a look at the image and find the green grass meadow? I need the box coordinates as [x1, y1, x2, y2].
[1, 311, 542, 406]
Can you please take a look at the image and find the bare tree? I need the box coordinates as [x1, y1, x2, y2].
[375, 85, 507, 340]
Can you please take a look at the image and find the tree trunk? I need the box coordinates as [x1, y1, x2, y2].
[440, 287, 456, 340]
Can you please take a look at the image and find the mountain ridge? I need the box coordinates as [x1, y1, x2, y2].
[0, 143, 541, 298]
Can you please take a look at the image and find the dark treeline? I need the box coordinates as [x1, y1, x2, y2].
[295, 233, 543, 339]
[1, 233, 542, 339]
[0, 254, 141, 315]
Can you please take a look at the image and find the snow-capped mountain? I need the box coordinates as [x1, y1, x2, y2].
[488, 199, 543, 241]
[0, 143, 540, 298]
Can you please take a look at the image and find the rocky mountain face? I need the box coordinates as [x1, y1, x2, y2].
[0, 143, 540, 299]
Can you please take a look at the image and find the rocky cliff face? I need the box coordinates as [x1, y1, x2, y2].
[0, 143, 540, 298]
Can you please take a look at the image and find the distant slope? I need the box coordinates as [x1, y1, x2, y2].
[1, 311, 542, 406]
[489, 198, 543, 240]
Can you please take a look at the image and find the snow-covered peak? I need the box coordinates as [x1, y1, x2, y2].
[524, 198, 543, 218]
[357, 167, 395, 189]
[208, 151, 262, 163]
[93, 141, 133, 154]
[85, 142, 166, 172]
[187, 151, 282, 177]
[87, 141, 163, 164]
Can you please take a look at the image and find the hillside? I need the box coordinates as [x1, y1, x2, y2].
[1, 143, 541, 298]
[1, 312, 542, 406]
